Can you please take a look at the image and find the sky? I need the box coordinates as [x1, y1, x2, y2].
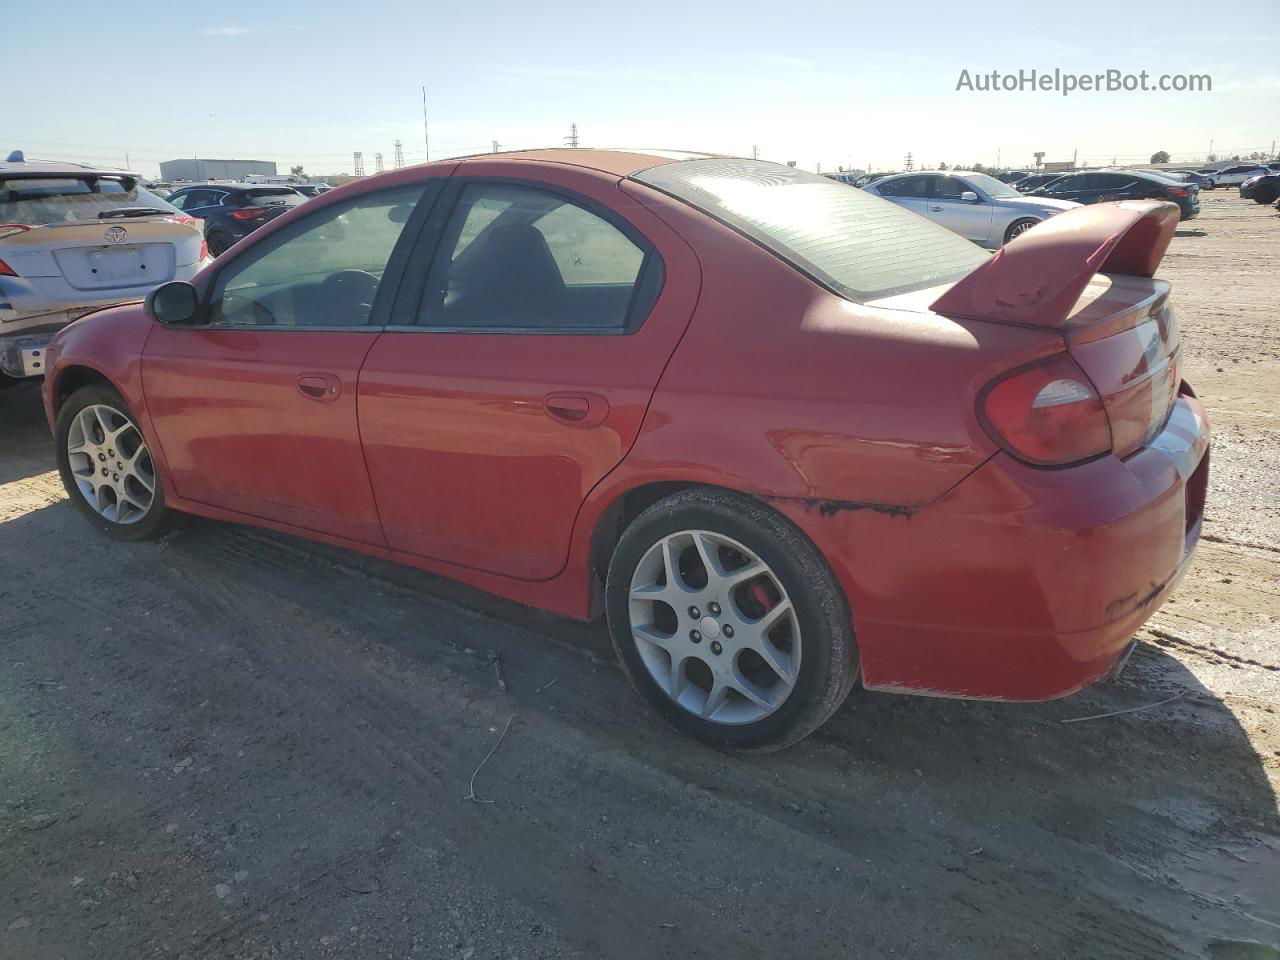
[8, 0, 1279, 178]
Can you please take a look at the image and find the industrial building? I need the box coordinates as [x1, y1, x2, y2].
[158, 158, 276, 182]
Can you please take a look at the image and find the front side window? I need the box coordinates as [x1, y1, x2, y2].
[931, 176, 970, 199]
[207, 185, 423, 328]
[418, 182, 651, 331]
[635, 159, 988, 301]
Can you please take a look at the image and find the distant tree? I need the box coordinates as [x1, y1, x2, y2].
[290, 164, 305, 176]
[938, 161, 949, 170]
[1249, 151, 1262, 160]
[1206, 153, 1218, 162]
[972, 162, 987, 173]
[1230, 154, 1242, 161]
[1150, 150, 1171, 164]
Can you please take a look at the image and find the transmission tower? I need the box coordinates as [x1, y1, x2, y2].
[374, 152, 384, 173]
[564, 122, 579, 148]
[491, 139, 501, 153]
[353, 152, 365, 177]
[751, 144, 759, 160]
[904, 151, 914, 171]
[393, 140, 404, 168]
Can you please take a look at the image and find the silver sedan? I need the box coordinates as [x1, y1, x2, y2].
[864, 171, 1079, 248]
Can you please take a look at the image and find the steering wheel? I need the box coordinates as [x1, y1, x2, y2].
[319, 270, 380, 325]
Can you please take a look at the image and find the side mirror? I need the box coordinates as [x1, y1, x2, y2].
[961, 191, 980, 202]
[145, 281, 201, 325]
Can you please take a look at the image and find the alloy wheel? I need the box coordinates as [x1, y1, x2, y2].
[1007, 219, 1036, 241]
[628, 530, 801, 724]
[66, 404, 156, 524]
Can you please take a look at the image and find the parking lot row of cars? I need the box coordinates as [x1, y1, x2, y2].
[0, 153, 334, 381]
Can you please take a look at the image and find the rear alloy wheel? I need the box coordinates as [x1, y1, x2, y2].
[1004, 218, 1039, 243]
[606, 489, 858, 751]
[55, 384, 175, 541]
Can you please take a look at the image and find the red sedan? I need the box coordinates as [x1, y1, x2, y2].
[42, 150, 1210, 750]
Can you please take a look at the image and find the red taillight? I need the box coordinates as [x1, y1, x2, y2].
[199, 236, 209, 261]
[0, 223, 31, 240]
[229, 207, 268, 221]
[174, 214, 200, 227]
[1167, 187, 1191, 197]
[0, 257, 16, 277]
[979, 354, 1112, 466]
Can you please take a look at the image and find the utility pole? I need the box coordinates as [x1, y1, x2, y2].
[393, 140, 404, 169]
[374, 152, 384, 173]
[422, 86, 429, 162]
[996, 147, 1001, 169]
[353, 152, 364, 177]
[564, 122, 579, 148]
[491, 139, 501, 153]
[751, 144, 759, 160]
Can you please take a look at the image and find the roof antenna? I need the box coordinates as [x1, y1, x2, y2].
[5, 150, 24, 162]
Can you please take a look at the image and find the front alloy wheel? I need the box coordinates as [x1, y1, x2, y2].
[55, 384, 176, 541]
[66, 403, 156, 524]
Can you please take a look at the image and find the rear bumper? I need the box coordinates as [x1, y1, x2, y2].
[777, 393, 1210, 701]
[0, 260, 204, 377]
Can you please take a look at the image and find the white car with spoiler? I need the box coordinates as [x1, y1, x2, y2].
[0, 152, 207, 381]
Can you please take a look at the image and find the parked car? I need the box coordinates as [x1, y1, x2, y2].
[1167, 170, 1216, 190]
[1012, 173, 1066, 193]
[1209, 164, 1268, 188]
[166, 183, 304, 256]
[993, 170, 1032, 184]
[864, 170, 1079, 246]
[0, 153, 205, 382]
[1031, 170, 1200, 220]
[291, 183, 333, 198]
[850, 172, 896, 188]
[1239, 174, 1280, 204]
[42, 151, 1209, 751]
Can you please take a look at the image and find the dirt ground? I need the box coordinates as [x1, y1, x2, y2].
[2, 194, 1277, 960]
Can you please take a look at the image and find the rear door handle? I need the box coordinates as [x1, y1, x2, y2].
[929, 205, 943, 211]
[297, 373, 341, 402]
[543, 392, 609, 427]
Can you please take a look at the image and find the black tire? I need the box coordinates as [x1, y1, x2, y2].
[605, 488, 858, 752]
[207, 232, 233, 257]
[55, 383, 177, 542]
[1004, 218, 1039, 244]
[1254, 189, 1278, 205]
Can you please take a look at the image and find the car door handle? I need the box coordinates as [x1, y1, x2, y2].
[929, 205, 944, 211]
[543, 392, 609, 427]
[297, 373, 341, 402]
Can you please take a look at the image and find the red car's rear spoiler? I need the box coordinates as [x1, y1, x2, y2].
[930, 200, 1181, 328]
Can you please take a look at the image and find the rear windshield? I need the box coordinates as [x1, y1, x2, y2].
[0, 176, 175, 226]
[241, 188, 302, 203]
[634, 159, 989, 301]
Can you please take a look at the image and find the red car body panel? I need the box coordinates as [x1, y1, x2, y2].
[42, 152, 1210, 703]
[142, 328, 386, 545]
[357, 165, 702, 581]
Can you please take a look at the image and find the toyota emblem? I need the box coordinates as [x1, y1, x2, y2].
[104, 226, 128, 243]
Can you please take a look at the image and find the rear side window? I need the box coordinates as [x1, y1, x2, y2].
[634, 159, 988, 301]
[0, 176, 173, 225]
[417, 182, 654, 331]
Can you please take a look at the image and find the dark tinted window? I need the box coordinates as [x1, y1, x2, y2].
[931, 176, 969, 199]
[418, 182, 652, 331]
[1097, 174, 1136, 190]
[237, 187, 302, 205]
[877, 175, 930, 198]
